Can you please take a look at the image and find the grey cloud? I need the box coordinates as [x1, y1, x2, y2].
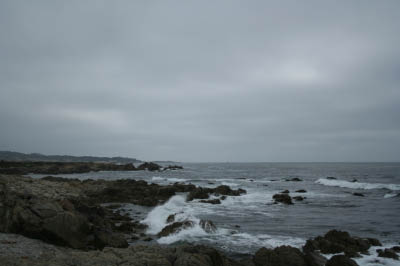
[1, 1, 400, 161]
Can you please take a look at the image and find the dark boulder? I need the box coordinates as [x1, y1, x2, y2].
[273, 193, 293, 205]
[391, 246, 400, 252]
[367, 238, 382, 246]
[295, 189, 307, 193]
[281, 190, 290, 194]
[137, 162, 161, 171]
[326, 255, 358, 266]
[187, 188, 210, 201]
[326, 177, 337, 180]
[304, 251, 327, 266]
[254, 246, 307, 266]
[377, 248, 399, 260]
[353, 193, 364, 197]
[303, 230, 371, 255]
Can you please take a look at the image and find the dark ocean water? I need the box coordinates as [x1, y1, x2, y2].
[34, 163, 400, 265]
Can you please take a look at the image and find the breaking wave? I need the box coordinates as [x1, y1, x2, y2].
[315, 178, 400, 191]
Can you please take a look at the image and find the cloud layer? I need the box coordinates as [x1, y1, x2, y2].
[1, 1, 399, 162]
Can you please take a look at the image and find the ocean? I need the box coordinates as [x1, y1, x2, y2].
[32, 162, 400, 266]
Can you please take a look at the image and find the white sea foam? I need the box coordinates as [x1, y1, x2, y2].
[141, 194, 218, 242]
[384, 193, 399, 199]
[316, 178, 400, 191]
[221, 181, 239, 187]
[323, 245, 400, 266]
[354, 245, 400, 266]
[142, 195, 189, 234]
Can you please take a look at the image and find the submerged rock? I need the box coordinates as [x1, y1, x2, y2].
[292, 196, 305, 201]
[166, 214, 176, 223]
[286, 178, 302, 182]
[273, 193, 293, 205]
[353, 192, 364, 197]
[295, 189, 307, 193]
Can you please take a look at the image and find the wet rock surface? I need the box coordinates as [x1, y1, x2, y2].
[254, 246, 307, 266]
[272, 193, 293, 205]
[377, 248, 399, 260]
[302, 229, 380, 257]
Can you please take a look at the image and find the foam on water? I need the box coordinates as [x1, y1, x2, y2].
[142, 195, 189, 234]
[221, 181, 239, 187]
[322, 245, 400, 266]
[384, 193, 399, 199]
[316, 178, 400, 191]
[151, 176, 185, 183]
[354, 245, 400, 266]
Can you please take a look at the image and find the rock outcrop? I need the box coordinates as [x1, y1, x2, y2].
[254, 246, 307, 266]
[273, 193, 293, 205]
[0, 160, 182, 175]
[303, 230, 380, 257]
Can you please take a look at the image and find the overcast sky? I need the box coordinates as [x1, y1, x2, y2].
[1, 1, 399, 162]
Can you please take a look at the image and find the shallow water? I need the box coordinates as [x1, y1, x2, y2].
[31, 163, 400, 264]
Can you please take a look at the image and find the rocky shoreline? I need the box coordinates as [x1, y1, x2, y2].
[0, 160, 182, 175]
[0, 171, 399, 266]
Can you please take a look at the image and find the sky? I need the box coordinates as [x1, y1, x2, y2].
[1, 1, 400, 162]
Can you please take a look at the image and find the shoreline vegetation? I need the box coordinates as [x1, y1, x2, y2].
[0, 161, 399, 266]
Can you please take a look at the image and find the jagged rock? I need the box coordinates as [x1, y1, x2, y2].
[187, 188, 211, 201]
[157, 221, 194, 237]
[326, 255, 358, 266]
[303, 230, 371, 255]
[377, 248, 399, 260]
[273, 194, 293, 205]
[254, 246, 307, 266]
[367, 238, 382, 246]
[136, 162, 161, 171]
